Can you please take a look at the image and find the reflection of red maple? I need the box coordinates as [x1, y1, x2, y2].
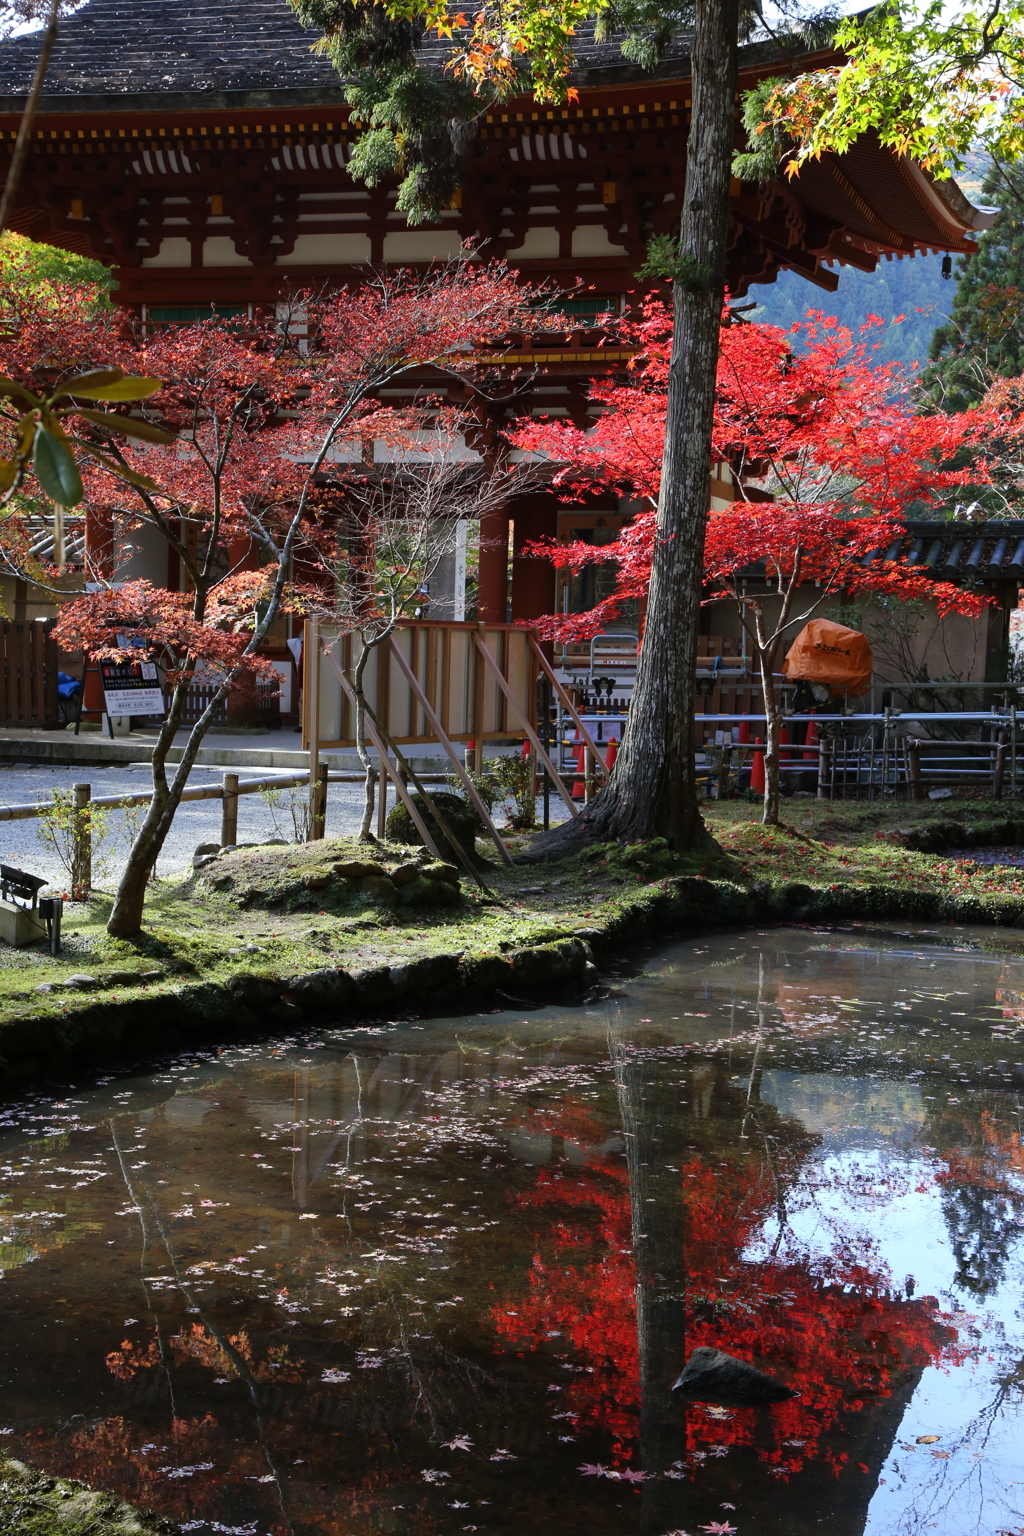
[491, 1124, 960, 1478]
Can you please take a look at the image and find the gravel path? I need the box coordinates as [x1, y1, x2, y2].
[0, 762, 569, 892]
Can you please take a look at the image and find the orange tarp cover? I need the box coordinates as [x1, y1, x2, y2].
[782, 619, 873, 696]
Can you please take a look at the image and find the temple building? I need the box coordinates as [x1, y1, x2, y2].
[0, 0, 993, 647]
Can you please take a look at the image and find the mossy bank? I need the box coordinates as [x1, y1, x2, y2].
[5, 801, 1024, 1092]
[0, 1453, 178, 1536]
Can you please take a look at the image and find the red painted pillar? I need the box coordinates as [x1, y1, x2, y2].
[84, 506, 114, 582]
[510, 494, 557, 623]
[477, 509, 510, 623]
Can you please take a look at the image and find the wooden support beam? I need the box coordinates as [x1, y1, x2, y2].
[472, 631, 577, 815]
[388, 634, 513, 866]
[527, 634, 609, 779]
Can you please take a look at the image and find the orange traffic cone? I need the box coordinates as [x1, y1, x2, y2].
[605, 735, 618, 770]
[750, 736, 765, 794]
[572, 740, 587, 799]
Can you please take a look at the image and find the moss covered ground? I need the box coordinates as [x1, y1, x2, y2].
[4, 797, 1024, 1073]
[705, 794, 1024, 904]
[0, 1453, 177, 1536]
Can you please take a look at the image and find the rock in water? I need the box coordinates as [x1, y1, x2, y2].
[671, 1347, 798, 1406]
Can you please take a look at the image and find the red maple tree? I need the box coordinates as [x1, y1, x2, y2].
[511, 304, 996, 824]
[490, 1098, 961, 1484]
[0, 257, 567, 933]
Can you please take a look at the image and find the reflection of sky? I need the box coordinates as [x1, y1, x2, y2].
[758, 1073, 1024, 1536]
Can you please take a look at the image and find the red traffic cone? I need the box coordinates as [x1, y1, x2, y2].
[803, 720, 820, 762]
[572, 740, 587, 799]
[737, 717, 750, 745]
[779, 723, 790, 765]
[606, 735, 618, 770]
[521, 738, 531, 761]
[750, 736, 765, 794]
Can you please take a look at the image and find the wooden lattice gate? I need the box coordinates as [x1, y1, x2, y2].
[0, 620, 60, 728]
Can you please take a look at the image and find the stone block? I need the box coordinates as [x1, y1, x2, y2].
[0, 901, 46, 948]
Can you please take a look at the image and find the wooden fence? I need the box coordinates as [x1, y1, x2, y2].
[0, 620, 60, 728]
[176, 679, 282, 730]
[304, 621, 538, 749]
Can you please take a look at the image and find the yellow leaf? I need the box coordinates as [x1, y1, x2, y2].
[66, 375, 164, 402]
[72, 408, 176, 445]
[54, 367, 125, 398]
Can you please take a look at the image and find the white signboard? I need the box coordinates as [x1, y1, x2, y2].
[100, 659, 165, 718]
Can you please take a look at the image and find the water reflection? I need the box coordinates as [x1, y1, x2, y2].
[0, 927, 1021, 1536]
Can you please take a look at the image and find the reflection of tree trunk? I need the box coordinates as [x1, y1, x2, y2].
[608, 1014, 690, 1534]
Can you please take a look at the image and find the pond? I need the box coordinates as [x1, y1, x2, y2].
[1, 924, 1022, 1536]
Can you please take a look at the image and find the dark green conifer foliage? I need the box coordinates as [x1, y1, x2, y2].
[922, 165, 1024, 411]
[289, 0, 490, 223]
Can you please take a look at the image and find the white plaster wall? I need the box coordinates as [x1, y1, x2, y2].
[276, 232, 372, 264]
[202, 236, 253, 267]
[115, 519, 168, 585]
[141, 237, 191, 268]
[571, 226, 627, 257]
[382, 229, 464, 261]
[505, 227, 559, 258]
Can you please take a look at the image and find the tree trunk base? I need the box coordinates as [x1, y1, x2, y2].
[518, 788, 720, 863]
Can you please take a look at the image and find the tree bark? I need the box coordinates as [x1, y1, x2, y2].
[608, 1010, 690, 1532]
[757, 642, 782, 826]
[105, 674, 225, 935]
[0, 0, 60, 237]
[352, 636, 379, 841]
[529, 0, 740, 856]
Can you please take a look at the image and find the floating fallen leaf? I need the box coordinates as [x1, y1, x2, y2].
[916, 1435, 941, 1445]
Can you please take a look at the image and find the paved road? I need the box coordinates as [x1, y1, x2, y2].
[0, 763, 569, 893]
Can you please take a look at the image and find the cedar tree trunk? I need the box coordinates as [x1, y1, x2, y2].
[533, 0, 739, 854]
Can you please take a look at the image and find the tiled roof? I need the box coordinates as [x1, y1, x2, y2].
[0, 0, 693, 106]
[733, 522, 1024, 587]
[865, 521, 1024, 582]
[0, 0, 340, 100]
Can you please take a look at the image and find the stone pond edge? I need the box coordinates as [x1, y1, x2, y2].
[0, 1451, 180, 1535]
[7, 827, 1024, 1091]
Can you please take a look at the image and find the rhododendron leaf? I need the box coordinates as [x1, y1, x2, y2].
[67, 375, 164, 402]
[56, 368, 126, 398]
[32, 425, 84, 506]
[69, 439, 163, 494]
[0, 376, 40, 409]
[73, 408, 176, 445]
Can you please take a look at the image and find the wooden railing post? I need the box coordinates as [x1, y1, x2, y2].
[71, 782, 91, 901]
[221, 772, 239, 845]
[310, 763, 329, 841]
[907, 740, 922, 802]
[817, 737, 830, 800]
